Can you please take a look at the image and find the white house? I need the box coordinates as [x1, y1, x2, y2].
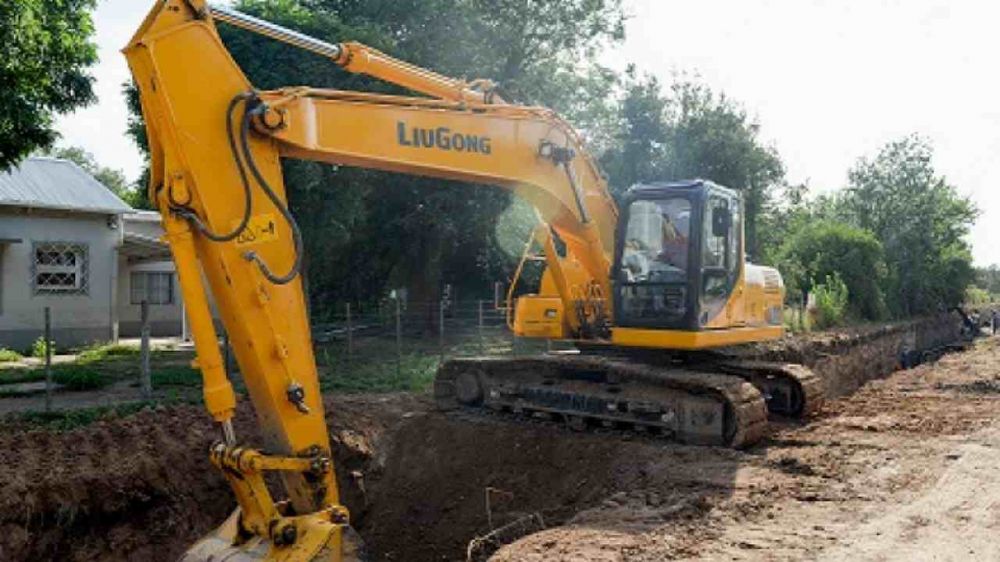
[0, 157, 185, 350]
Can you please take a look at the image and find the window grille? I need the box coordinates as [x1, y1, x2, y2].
[32, 242, 88, 295]
[131, 271, 175, 305]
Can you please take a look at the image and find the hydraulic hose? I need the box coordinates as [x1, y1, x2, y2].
[237, 99, 304, 285]
[170, 93, 254, 242]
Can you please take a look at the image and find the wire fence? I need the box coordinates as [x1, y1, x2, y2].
[5, 299, 559, 403]
[309, 299, 563, 392]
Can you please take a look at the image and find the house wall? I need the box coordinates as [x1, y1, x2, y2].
[0, 208, 121, 350]
[117, 259, 185, 337]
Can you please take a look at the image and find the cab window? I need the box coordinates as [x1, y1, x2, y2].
[619, 197, 692, 325]
[701, 195, 739, 323]
[621, 198, 691, 283]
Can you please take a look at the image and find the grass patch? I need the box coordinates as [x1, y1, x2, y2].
[0, 367, 46, 385]
[320, 353, 439, 393]
[5, 402, 158, 431]
[0, 387, 35, 398]
[52, 365, 108, 390]
[77, 342, 140, 363]
[0, 364, 110, 390]
[151, 366, 201, 387]
[0, 348, 23, 363]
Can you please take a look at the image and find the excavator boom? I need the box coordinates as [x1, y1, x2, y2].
[125, 1, 617, 560]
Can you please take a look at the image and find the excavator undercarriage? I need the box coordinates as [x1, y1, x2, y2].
[435, 352, 823, 448]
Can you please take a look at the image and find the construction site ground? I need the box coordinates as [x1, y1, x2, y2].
[2, 336, 1000, 561]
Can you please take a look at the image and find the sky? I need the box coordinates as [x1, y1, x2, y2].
[56, 0, 1000, 265]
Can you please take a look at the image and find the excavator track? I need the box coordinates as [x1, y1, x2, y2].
[434, 355, 768, 448]
[713, 360, 825, 418]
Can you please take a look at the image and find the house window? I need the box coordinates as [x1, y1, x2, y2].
[131, 271, 174, 305]
[32, 242, 88, 295]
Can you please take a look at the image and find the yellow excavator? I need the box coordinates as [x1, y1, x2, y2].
[125, 2, 821, 560]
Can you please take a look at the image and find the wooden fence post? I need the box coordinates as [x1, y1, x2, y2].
[44, 307, 52, 413]
[395, 298, 402, 376]
[438, 300, 445, 362]
[478, 300, 485, 355]
[346, 303, 353, 365]
[140, 300, 152, 400]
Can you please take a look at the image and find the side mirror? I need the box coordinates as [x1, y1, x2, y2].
[711, 206, 731, 237]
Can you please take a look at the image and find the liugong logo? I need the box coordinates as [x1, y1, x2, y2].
[396, 122, 492, 155]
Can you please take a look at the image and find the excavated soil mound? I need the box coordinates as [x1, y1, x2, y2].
[0, 394, 419, 561]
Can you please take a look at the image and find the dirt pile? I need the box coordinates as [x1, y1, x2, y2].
[730, 312, 963, 397]
[0, 405, 227, 560]
[0, 394, 419, 561]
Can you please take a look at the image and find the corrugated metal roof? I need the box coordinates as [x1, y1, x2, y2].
[0, 157, 133, 215]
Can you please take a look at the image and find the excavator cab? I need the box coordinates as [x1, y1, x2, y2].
[614, 180, 743, 331]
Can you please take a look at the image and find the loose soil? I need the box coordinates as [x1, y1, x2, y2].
[3, 336, 1000, 561]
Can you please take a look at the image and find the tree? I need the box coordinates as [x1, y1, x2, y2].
[599, 71, 670, 196]
[973, 265, 1000, 297]
[661, 80, 785, 258]
[0, 0, 98, 170]
[776, 221, 887, 320]
[843, 135, 977, 316]
[600, 75, 786, 257]
[40, 145, 145, 208]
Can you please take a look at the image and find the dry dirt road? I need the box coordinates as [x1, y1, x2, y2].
[494, 337, 1000, 562]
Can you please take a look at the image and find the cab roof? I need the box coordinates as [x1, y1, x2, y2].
[627, 179, 738, 199]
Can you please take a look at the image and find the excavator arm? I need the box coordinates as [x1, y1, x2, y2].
[124, 1, 617, 560]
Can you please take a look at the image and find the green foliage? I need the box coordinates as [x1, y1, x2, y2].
[320, 354, 439, 393]
[783, 306, 811, 334]
[965, 286, 992, 306]
[601, 74, 785, 256]
[30, 336, 55, 359]
[52, 366, 107, 390]
[0, 349, 23, 363]
[843, 135, 977, 316]
[973, 265, 1000, 298]
[0, 0, 98, 169]
[812, 274, 849, 329]
[76, 342, 140, 363]
[151, 366, 201, 387]
[0, 366, 45, 385]
[777, 221, 887, 320]
[5, 402, 156, 431]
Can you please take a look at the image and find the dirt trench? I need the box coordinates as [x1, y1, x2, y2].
[0, 392, 700, 561]
[0, 314, 970, 561]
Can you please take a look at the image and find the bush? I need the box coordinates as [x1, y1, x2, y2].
[0, 348, 23, 363]
[812, 274, 849, 329]
[777, 221, 887, 321]
[965, 286, 992, 306]
[52, 366, 108, 390]
[30, 336, 56, 359]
